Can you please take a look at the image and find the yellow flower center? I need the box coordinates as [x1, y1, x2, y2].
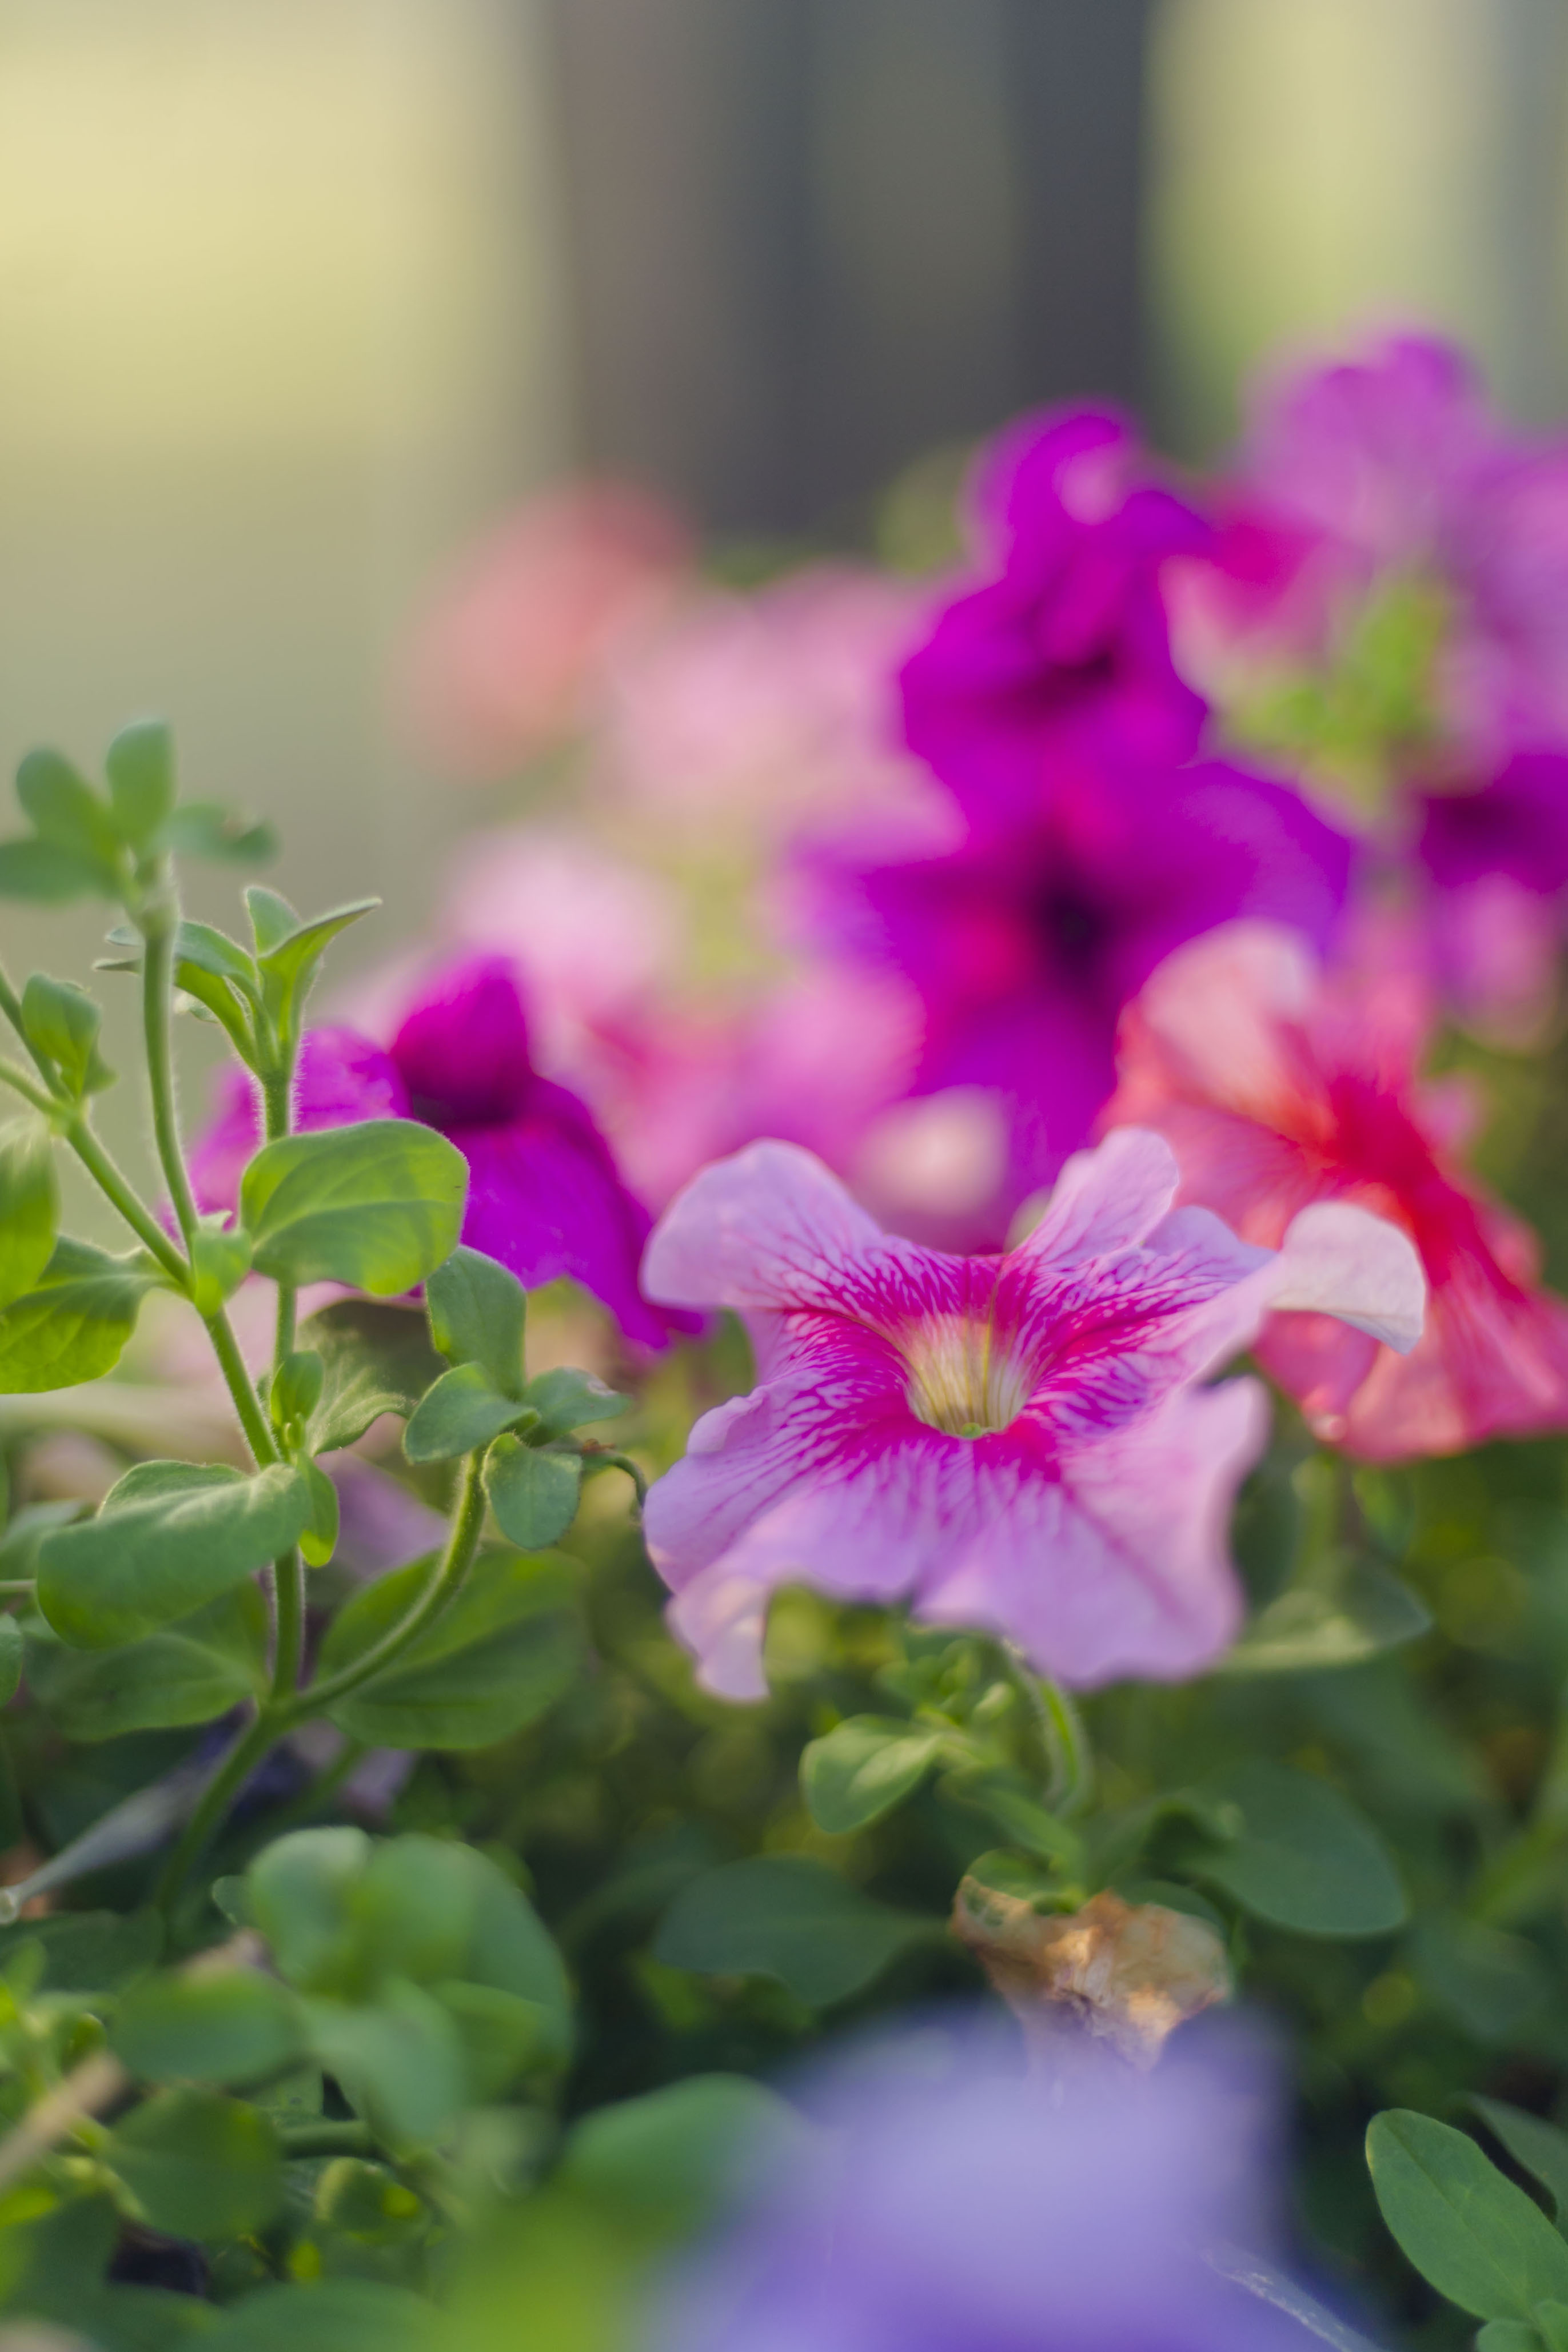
[904, 1314, 1033, 1437]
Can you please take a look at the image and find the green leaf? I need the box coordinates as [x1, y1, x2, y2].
[801, 1716, 944, 1833]
[1188, 1761, 1406, 1938]
[243, 885, 300, 953]
[317, 1546, 584, 1749]
[299, 1459, 339, 1569]
[199, 2279, 439, 2352]
[0, 1614, 21, 1709]
[113, 1970, 306, 2087]
[0, 1497, 81, 1576]
[1536, 2307, 1568, 2352]
[247, 1827, 371, 1991]
[560, 2074, 805, 2226]
[20, 972, 113, 1095]
[0, 1907, 162, 1992]
[484, 1433, 581, 1550]
[254, 896, 380, 1014]
[37, 1459, 310, 1649]
[1411, 1919, 1550, 2044]
[1367, 2108, 1568, 2319]
[0, 1117, 57, 1311]
[25, 1586, 269, 1737]
[425, 1246, 528, 1395]
[404, 1362, 529, 1463]
[0, 1237, 161, 1393]
[188, 1222, 253, 1317]
[524, 1364, 632, 1437]
[240, 1120, 466, 1294]
[655, 1856, 938, 2007]
[1222, 1560, 1432, 1675]
[297, 1298, 445, 1453]
[0, 835, 107, 900]
[269, 1348, 325, 1438]
[158, 801, 276, 864]
[1476, 2326, 1543, 2352]
[107, 2087, 284, 2243]
[302, 1979, 466, 2147]
[1473, 2099, 1568, 2225]
[16, 747, 121, 875]
[104, 719, 175, 848]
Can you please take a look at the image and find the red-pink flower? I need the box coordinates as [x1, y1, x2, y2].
[640, 1130, 1421, 1696]
[1105, 921, 1568, 1460]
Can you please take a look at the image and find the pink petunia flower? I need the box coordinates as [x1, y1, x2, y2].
[190, 960, 675, 1349]
[639, 1130, 1422, 1697]
[1104, 920, 1568, 1460]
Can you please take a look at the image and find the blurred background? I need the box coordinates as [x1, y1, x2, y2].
[2, 0, 1567, 1062]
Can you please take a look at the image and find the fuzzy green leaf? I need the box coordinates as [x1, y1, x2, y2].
[241, 1121, 466, 1294]
[484, 1432, 581, 1550]
[0, 1117, 58, 1311]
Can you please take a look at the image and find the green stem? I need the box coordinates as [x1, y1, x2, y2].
[204, 1310, 278, 1468]
[139, 883, 201, 1250]
[0, 963, 55, 1090]
[1005, 1645, 1094, 1819]
[0, 1059, 58, 1118]
[261, 1070, 296, 1359]
[63, 1118, 188, 1283]
[290, 1451, 488, 1719]
[153, 1708, 277, 1920]
[271, 1546, 306, 1701]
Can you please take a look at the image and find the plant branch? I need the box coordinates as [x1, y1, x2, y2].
[63, 1117, 189, 1283]
[152, 1709, 277, 1920]
[204, 1309, 278, 1468]
[291, 1450, 488, 1719]
[0, 962, 55, 1091]
[0, 1058, 58, 1118]
[138, 878, 201, 1250]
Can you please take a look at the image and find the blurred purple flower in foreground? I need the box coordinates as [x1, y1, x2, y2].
[191, 958, 673, 1348]
[640, 1130, 1421, 1697]
[648, 2018, 1336, 2352]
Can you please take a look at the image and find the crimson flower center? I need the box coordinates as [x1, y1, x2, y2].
[903, 1313, 1035, 1437]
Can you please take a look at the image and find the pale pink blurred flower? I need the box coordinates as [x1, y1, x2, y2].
[1105, 920, 1568, 1461]
[594, 563, 952, 850]
[401, 481, 691, 779]
[641, 1131, 1420, 1696]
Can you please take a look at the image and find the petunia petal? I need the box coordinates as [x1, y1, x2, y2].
[642, 1139, 888, 1314]
[1014, 1126, 1181, 1268]
[1271, 1200, 1426, 1352]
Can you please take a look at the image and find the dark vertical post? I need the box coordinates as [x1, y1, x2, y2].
[1004, 0, 1156, 418]
[546, 0, 1155, 533]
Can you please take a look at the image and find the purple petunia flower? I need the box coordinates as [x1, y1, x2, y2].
[811, 753, 1354, 1213]
[639, 1129, 1422, 1697]
[900, 406, 1212, 832]
[647, 2015, 1354, 2352]
[190, 956, 673, 1348]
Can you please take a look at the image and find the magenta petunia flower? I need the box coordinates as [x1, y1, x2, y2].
[1106, 920, 1568, 1461]
[809, 753, 1354, 1217]
[900, 407, 1212, 831]
[190, 958, 673, 1348]
[640, 1130, 1422, 1697]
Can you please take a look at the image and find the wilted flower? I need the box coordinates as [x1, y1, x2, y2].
[899, 406, 1211, 830]
[191, 960, 673, 1349]
[647, 2015, 1335, 2352]
[639, 1130, 1421, 1697]
[809, 754, 1354, 1214]
[1106, 920, 1568, 1459]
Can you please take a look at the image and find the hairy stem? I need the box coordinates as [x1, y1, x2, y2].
[262, 1068, 296, 1360]
[205, 1309, 278, 1469]
[139, 882, 201, 1250]
[63, 1118, 189, 1283]
[0, 962, 55, 1091]
[0, 1058, 58, 1118]
[1005, 1645, 1094, 1819]
[291, 1450, 488, 1719]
